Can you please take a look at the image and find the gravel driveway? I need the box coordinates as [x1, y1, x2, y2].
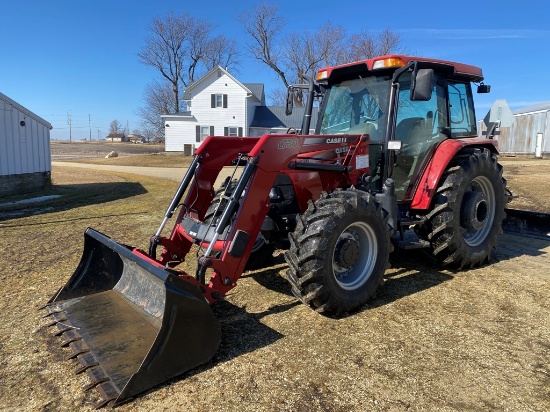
[52, 161, 187, 182]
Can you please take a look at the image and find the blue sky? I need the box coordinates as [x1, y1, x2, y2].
[1, 0, 549, 140]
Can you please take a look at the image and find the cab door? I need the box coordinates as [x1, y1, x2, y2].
[391, 72, 448, 200]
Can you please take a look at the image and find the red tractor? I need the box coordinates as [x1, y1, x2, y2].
[46, 55, 510, 407]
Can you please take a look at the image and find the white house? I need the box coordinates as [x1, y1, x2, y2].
[162, 66, 318, 153]
[0, 91, 52, 195]
[162, 66, 265, 153]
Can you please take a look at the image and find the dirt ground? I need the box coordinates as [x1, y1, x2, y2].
[0, 143, 548, 411]
[499, 156, 550, 212]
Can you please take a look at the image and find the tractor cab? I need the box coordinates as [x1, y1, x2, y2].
[300, 55, 486, 201]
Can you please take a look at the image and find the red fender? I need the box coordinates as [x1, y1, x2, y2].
[410, 138, 498, 210]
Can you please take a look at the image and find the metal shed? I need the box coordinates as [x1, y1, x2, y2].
[0, 92, 52, 195]
[480, 101, 550, 157]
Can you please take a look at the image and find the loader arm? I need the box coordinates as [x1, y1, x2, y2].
[155, 133, 371, 304]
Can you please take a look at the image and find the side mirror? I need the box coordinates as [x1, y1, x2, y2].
[411, 68, 434, 101]
[285, 87, 294, 115]
[477, 83, 491, 93]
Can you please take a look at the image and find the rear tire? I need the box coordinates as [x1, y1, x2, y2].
[285, 188, 393, 317]
[416, 148, 506, 268]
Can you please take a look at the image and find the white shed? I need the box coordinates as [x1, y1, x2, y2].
[0, 92, 52, 195]
[479, 100, 550, 157]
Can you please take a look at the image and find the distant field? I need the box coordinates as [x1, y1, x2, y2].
[51, 140, 188, 168]
[51, 140, 166, 159]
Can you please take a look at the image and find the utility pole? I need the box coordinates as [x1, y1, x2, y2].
[89, 114, 91, 141]
[67, 111, 72, 142]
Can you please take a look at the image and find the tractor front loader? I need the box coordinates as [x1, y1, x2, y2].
[44, 54, 550, 407]
[45, 132, 391, 407]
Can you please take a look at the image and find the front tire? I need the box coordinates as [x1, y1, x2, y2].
[285, 188, 393, 317]
[416, 148, 506, 268]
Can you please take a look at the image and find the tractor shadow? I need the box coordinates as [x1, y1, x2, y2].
[246, 234, 550, 315]
[245, 252, 293, 296]
[155, 298, 286, 394]
[371, 249, 454, 309]
[246, 248, 455, 314]
[238, 248, 456, 318]
[0, 181, 147, 223]
[492, 233, 550, 262]
[146, 238, 549, 400]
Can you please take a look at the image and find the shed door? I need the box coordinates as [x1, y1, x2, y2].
[535, 133, 543, 158]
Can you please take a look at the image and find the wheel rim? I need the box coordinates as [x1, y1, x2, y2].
[461, 176, 496, 246]
[332, 222, 378, 290]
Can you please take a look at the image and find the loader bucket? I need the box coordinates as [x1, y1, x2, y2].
[45, 228, 221, 408]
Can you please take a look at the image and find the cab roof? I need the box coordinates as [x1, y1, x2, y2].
[318, 54, 484, 83]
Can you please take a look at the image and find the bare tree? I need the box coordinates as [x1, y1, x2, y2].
[141, 124, 161, 143]
[281, 22, 348, 105]
[347, 28, 402, 62]
[268, 87, 288, 106]
[109, 120, 123, 135]
[204, 36, 240, 71]
[239, 3, 404, 105]
[137, 80, 174, 139]
[238, 2, 288, 88]
[310, 22, 347, 68]
[138, 12, 239, 113]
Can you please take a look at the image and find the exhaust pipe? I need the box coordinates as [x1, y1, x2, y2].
[45, 228, 220, 408]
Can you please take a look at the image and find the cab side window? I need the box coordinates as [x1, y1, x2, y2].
[448, 82, 477, 137]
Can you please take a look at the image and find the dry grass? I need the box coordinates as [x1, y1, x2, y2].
[500, 157, 550, 212]
[0, 157, 548, 411]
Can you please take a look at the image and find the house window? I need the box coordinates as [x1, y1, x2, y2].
[224, 126, 243, 137]
[211, 94, 228, 108]
[201, 126, 210, 140]
[196, 125, 215, 142]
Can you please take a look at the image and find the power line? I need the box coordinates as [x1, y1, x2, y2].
[67, 111, 72, 142]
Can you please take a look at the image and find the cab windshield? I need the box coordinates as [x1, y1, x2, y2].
[318, 75, 391, 142]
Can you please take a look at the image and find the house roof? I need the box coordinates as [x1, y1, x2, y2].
[182, 66, 262, 103]
[513, 102, 550, 115]
[250, 106, 319, 130]
[0, 91, 52, 129]
[243, 83, 265, 105]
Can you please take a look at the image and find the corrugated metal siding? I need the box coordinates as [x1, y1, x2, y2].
[1, 95, 51, 176]
[479, 110, 549, 156]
